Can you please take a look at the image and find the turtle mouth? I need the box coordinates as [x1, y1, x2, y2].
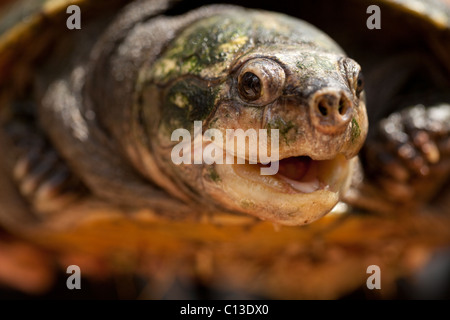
[231, 154, 350, 194]
[210, 153, 354, 225]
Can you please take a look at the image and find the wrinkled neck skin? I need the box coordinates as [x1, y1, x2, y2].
[87, 4, 236, 205]
[128, 7, 368, 226]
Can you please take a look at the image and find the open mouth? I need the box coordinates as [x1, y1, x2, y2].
[209, 152, 354, 225]
[231, 154, 350, 195]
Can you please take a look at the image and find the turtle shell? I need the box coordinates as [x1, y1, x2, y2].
[0, 0, 133, 97]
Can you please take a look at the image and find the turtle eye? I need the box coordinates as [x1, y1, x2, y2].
[355, 71, 364, 97]
[237, 58, 285, 106]
[340, 57, 364, 98]
[239, 72, 262, 101]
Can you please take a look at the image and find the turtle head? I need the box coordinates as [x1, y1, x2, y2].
[135, 7, 368, 225]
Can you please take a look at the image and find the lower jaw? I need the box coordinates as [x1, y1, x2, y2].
[209, 155, 355, 226]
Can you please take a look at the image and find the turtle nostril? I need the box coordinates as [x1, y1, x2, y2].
[318, 102, 328, 116]
[311, 90, 352, 133]
[338, 99, 348, 116]
[315, 95, 335, 119]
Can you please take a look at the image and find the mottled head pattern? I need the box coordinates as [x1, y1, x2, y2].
[134, 7, 368, 225]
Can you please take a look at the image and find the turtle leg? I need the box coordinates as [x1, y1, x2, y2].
[2, 101, 85, 214]
[359, 103, 450, 211]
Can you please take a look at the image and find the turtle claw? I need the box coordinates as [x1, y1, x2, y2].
[4, 114, 85, 215]
[33, 165, 84, 213]
[19, 150, 58, 196]
[362, 103, 450, 208]
[411, 130, 440, 164]
[13, 148, 84, 215]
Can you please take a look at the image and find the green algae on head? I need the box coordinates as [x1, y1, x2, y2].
[149, 9, 344, 84]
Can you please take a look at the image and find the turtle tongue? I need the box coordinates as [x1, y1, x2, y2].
[232, 156, 322, 194]
[277, 156, 312, 180]
[277, 156, 321, 193]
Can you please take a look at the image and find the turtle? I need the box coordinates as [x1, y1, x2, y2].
[0, 0, 448, 299]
